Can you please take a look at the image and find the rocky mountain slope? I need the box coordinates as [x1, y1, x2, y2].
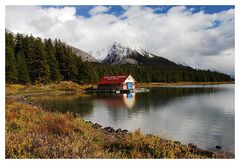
[101, 42, 182, 68]
[70, 46, 99, 63]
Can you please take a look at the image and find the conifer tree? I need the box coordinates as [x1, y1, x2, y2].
[6, 46, 18, 83]
[6, 32, 18, 83]
[32, 37, 50, 83]
[14, 33, 24, 55]
[22, 35, 35, 82]
[54, 39, 66, 80]
[65, 46, 78, 81]
[44, 39, 62, 82]
[16, 51, 30, 84]
[5, 31, 232, 84]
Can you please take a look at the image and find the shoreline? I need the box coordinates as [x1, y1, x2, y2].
[5, 97, 234, 158]
[6, 81, 234, 97]
[137, 81, 234, 88]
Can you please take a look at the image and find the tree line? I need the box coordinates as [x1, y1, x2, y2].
[6, 32, 232, 84]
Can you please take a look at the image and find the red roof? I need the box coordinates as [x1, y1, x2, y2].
[97, 75, 128, 85]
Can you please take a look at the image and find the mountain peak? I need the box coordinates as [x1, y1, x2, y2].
[112, 42, 122, 47]
[102, 42, 156, 65]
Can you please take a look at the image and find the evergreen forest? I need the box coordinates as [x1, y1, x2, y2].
[5, 32, 232, 84]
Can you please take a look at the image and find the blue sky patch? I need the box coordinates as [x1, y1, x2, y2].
[41, 5, 234, 18]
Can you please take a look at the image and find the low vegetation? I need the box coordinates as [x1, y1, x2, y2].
[6, 81, 95, 96]
[6, 98, 233, 159]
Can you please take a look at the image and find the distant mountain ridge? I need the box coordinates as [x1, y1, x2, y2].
[70, 45, 99, 63]
[6, 29, 187, 68]
[102, 42, 183, 68]
[5, 28, 98, 63]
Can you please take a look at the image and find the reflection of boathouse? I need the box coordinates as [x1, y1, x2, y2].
[97, 75, 136, 90]
[96, 93, 136, 109]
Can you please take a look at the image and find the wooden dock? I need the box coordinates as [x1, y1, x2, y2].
[86, 88, 149, 94]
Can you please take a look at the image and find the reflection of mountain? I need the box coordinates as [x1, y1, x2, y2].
[34, 94, 94, 116]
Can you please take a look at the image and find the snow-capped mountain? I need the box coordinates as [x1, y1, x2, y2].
[102, 42, 155, 65]
[101, 42, 180, 67]
[89, 42, 155, 62]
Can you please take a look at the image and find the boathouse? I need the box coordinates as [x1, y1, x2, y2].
[97, 75, 136, 90]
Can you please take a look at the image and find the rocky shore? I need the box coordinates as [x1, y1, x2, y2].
[82, 121, 233, 158]
[6, 97, 234, 158]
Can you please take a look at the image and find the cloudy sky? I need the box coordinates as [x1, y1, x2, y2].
[5, 5, 235, 76]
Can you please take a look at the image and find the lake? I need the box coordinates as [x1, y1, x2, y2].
[33, 84, 235, 153]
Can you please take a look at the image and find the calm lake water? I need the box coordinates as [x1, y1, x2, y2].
[33, 84, 235, 152]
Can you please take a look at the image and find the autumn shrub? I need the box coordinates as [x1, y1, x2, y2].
[5, 98, 233, 159]
[6, 99, 108, 158]
[36, 113, 74, 136]
[105, 129, 211, 159]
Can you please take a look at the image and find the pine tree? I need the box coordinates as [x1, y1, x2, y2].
[6, 46, 18, 83]
[44, 39, 62, 82]
[6, 32, 18, 83]
[16, 51, 30, 84]
[22, 35, 35, 83]
[54, 39, 66, 80]
[65, 46, 78, 81]
[14, 33, 24, 55]
[77, 62, 98, 83]
[32, 37, 50, 83]
[5, 31, 232, 84]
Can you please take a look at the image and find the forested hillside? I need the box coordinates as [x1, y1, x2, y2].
[5, 32, 232, 84]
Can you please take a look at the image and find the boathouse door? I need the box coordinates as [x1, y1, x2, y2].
[127, 82, 132, 89]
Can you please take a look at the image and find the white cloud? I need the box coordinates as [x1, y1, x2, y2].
[5, 6, 235, 76]
[89, 6, 111, 15]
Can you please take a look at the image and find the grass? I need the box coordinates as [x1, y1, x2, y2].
[5, 98, 233, 159]
[6, 81, 95, 96]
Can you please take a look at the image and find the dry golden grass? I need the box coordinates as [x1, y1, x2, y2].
[5, 84, 25, 95]
[48, 81, 95, 91]
[5, 98, 233, 159]
[6, 81, 96, 96]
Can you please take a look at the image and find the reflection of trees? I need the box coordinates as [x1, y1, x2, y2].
[91, 86, 226, 122]
[136, 87, 224, 110]
[34, 93, 94, 116]
[32, 86, 234, 152]
[34, 86, 228, 121]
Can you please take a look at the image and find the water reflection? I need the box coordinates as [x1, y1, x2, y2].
[33, 84, 234, 152]
[92, 93, 136, 109]
[33, 94, 94, 116]
[123, 93, 136, 109]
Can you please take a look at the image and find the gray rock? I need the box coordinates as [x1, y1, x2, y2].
[215, 145, 221, 150]
[92, 123, 102, 129]
[174, 141, 181, 145]
[188, 143, 197, 149]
